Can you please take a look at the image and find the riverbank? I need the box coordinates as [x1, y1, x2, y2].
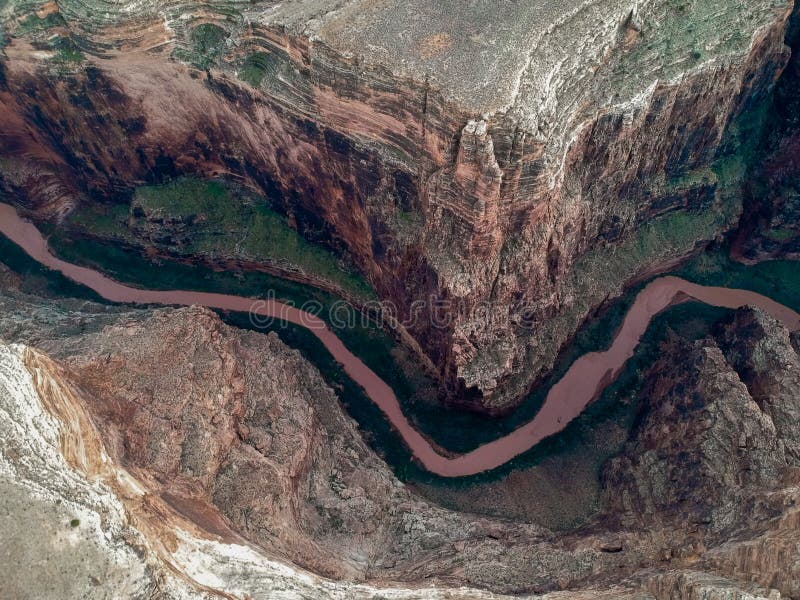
[3, 202, 798, 479]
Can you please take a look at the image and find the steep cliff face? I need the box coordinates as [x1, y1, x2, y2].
[0, 0, 794, 413]
[734, 0, 800, 262]
[602, 307, 800, 598]
[1, 266, 799, 598]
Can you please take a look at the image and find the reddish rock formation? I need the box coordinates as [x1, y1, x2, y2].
[734, 1, 800, 263]
[0, 0, 795, 415]
[1, 276, 799, 598]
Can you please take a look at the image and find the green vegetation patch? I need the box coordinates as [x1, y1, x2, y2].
[236, 47, 312, 106]
[133, 179, 373, 298]
[676, 246, 800, 312]
[176, 23, 228, 69]
[133, 178, 229, 217]
[49, 36, 84, 63]
[191, 23, 226, 55]
[239, 51, 271, 87]
[766, 228, 797, 242]
[18, 11, 66, 34]
[66, 178, 374, 300]
[67, 202, 130, 237]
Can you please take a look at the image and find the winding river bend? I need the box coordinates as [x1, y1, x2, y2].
[2, 202, 799, 477]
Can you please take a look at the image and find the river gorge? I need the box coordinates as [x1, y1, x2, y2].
[2, 0, 800, 596]
[3, 201, 798, 478]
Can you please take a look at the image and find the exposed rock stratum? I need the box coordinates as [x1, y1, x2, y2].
[0, 0, 796, 411]
[0, 270, 799, 598]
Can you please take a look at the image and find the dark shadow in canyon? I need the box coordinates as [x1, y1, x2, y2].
[4, 217, 800, 532]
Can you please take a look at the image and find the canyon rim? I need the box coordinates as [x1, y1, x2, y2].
[1, 0, 800, 598]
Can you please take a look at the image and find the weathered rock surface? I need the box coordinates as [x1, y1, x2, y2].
[0, 340, 533, 599]
[715, 307, 800, 459]
[1, 272, 799, 598]
[644, 571, 784, 600]
[0, 302, 536, 583]
[0, 283, 604, 595]
[603, 335, 788, 531]
[602, 307, 800, 598]
[0, 0, 795, 412]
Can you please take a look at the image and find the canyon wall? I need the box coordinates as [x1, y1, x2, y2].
[0, 339, 523, 599]
[1, 263, 799, 598]
[0, 0, 795, 411]
[735, 0, 800, 263]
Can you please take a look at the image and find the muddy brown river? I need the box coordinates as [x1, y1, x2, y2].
[2, 202, 799, 477]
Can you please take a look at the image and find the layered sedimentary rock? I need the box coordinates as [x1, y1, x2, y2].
[0, 0, 795, 411]
[602, 307, 800, 598]
[644, 571, 784, 600]
[1, 264, 799, 598]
